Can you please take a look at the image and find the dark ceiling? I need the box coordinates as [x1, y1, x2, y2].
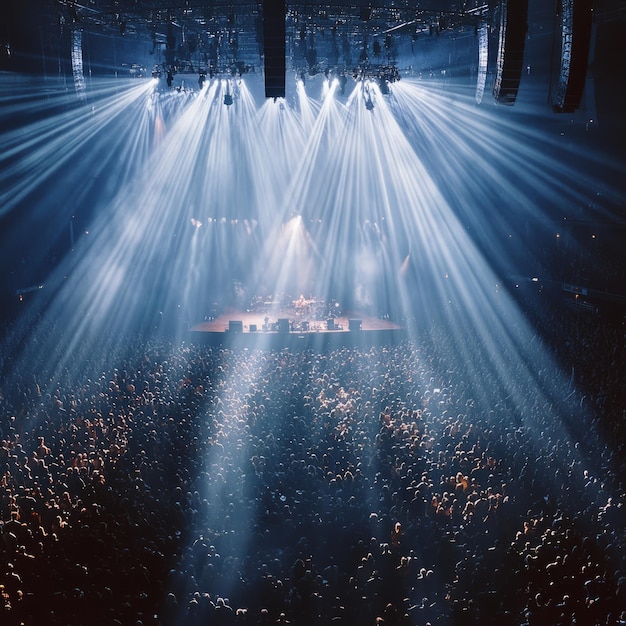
[2, 2, 624, 89]
[14, 1, 488, 42]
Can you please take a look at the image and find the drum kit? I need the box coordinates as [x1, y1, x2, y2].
[255, 294, 340, 332]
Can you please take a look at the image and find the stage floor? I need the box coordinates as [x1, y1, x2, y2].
[188, 310, 405, 348]
[190, 310, 401, 333]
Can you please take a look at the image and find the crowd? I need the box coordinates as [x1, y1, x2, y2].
[0, 294, 624, 625]
[503, 223, 626, 298]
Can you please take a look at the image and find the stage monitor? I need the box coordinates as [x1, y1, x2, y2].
[229, 320, 243, 333]
[349, 319, 362, 332]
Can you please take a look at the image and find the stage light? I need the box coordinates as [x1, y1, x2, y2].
[224, 81, 234, 106]
[339, 75, 347, 95]
[362, 83, 375, 110]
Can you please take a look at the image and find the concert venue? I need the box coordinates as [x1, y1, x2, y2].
[1, 0, 625, 624]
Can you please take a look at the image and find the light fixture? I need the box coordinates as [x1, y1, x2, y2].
[362, 81, 374, 110]
[224, 80, 233, 105]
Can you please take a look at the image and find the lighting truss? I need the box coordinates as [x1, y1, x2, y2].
[354, 65, 400, 89]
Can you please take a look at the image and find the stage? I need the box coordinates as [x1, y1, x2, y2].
[188, 309, 405, 348]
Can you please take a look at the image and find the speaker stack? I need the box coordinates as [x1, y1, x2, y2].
[228, 320, 243, 333]
[493, 0, 528, 105]
[262, 0, 286, 99]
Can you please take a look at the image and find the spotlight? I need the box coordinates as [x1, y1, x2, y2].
[234, 61, 249, 75]
[223, 80, 234, 105]
[339, 74, 347, 95]
[363, 82, 374, 110]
